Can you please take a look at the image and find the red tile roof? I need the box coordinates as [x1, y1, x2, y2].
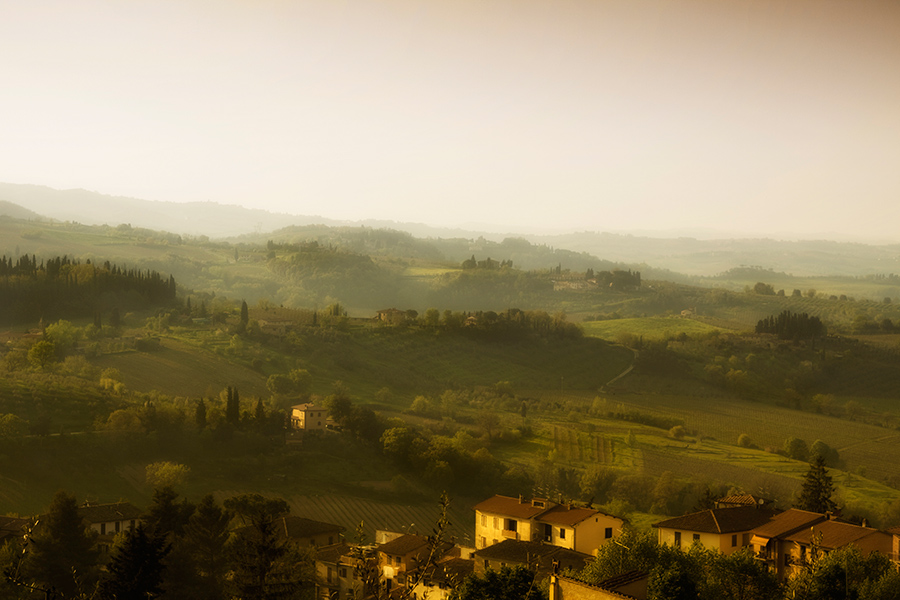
[473, 496, 554, 520]
[538, 504, 618, 527]
[786, 520, 892, 551]
[378, 533, 431, 556]
[751, 509, 827, 539]
[653, 506, 777, 534]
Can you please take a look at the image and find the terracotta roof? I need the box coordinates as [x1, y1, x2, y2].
[278, 516, 344, 540]
[378, 533, 431, 556]
[473, 496, 553, 520]
[717, 494, 770, 507]
[77, 502, 142, 524]
[316, 542, 355, 563]
[417, 557, 475, 586]
[474, 539, 592, 573]
[887, 525, 900, 536]
[786, 520, 892, 551]
[600, 570, 649, 590]
[653, 506, 777, 534]
[751, 509, 827, 539]
[292, 403, 327, 412]
[555, 575, 640, 600]
[537, 504, 620, 527]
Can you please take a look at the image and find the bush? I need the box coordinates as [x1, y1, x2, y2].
[738, 433, 753, 448]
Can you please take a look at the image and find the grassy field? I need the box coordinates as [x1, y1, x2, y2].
[93, 324, 635, 408]
[93, 337, 270, 399]
[582, 317, 729, 341]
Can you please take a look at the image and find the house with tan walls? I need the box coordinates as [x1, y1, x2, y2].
[474, 495, 624, 554]
[653, 505, 777, 555]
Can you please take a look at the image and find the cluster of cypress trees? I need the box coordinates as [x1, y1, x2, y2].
[755, 310, 825, 340]
[0, 254, 176, 324]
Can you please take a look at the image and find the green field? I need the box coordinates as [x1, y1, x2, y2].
[582, 317, 730, 341]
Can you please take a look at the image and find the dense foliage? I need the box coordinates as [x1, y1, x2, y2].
[0, 254, 176, 325]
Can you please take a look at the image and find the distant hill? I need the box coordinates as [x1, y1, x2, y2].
[4, 182, 900, 278]
[0, 200, 43, 221]
[0, 183, 351, 238]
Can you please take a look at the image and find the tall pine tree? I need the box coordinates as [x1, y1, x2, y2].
[797, 455, 837, 513]
[98, 523, 169, 600]
[24, 491, 99, 597]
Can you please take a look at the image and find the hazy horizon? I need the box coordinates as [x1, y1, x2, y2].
[3, 1, 899, 241]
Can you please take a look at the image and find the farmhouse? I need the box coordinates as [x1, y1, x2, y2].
[375, 308, 409, 325]
[290, 403, 328, 431]
[77, 501, 142, 537]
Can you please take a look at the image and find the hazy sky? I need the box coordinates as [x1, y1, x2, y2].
[2, 1, 899, 239]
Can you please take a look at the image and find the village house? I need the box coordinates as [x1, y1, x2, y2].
[290, 403, 328, 431]
[315, 542, 362, 600]
[409, 556, 475, 600]
[77, 501, 142, 538]
[888, 525, 900, 566]
[474, 495, 624, 554]
[751, 510, 892, 579]
[377, 533, 455, 593]
[75, 501, 143, 555]
[653, 504, 778, 555]
[274, 516, 344, 548]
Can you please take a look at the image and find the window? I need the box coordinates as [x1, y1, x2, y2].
[115, 521, 120, 533]
[674, 532, 681, 548]
[506, 519, 517, 532]
[478, 536, 486, 548]
[329, 536, 334, 545]
[732, 534, 738, 547]
[339, 567, 347, 578]
[327, 567, 333, 583]
[559, 528, 566, 540]
[742, 533, 750, 546]
[481, 514, 487, 527]
[483, 559, 490, 570]
[493, 517, 499, 529]
[605, 527, 613, 539]
[100, 523, 106, 535]
[544, 524, 552, 541]
[129, 520, 135, 529]
[692, 533, 700, 542]
[784, 553, 790, 567]
[394, 556, 401, 567]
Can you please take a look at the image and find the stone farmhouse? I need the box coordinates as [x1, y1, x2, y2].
[290, 402, 328, 431]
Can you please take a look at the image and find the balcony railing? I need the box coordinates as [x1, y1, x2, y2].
[502, 529, 519, 540]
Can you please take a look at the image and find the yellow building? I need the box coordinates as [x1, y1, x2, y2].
[473, 495, 624, 555]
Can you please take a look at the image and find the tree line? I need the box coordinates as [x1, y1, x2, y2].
[755, 310, 826, 340]
[1, 488, 314, 600]
[0, 254, 176, 325]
